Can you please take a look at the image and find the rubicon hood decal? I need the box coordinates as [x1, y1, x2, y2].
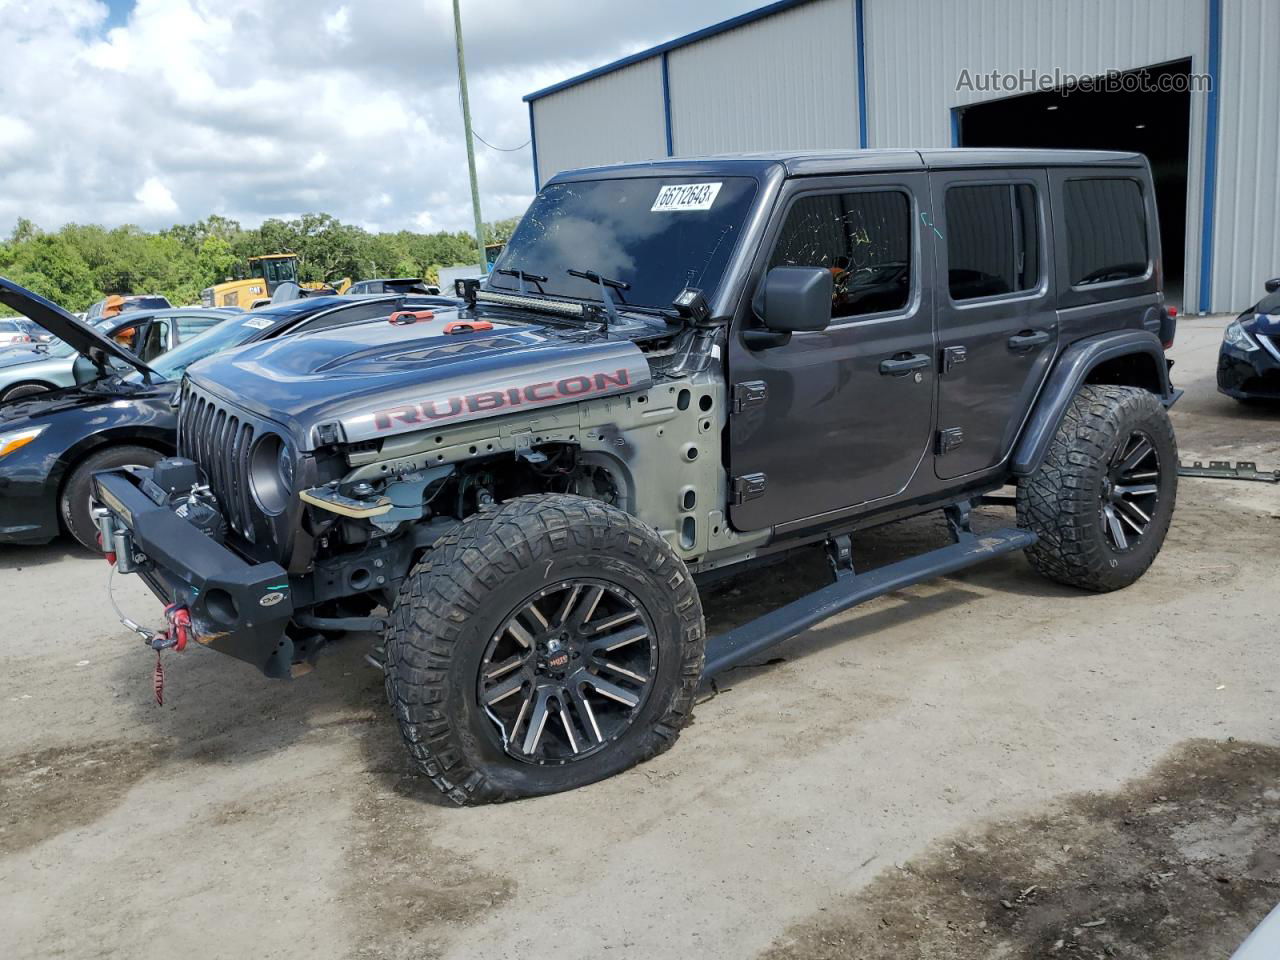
[184, 309, 654, 449]
[340, 341, 651, 443]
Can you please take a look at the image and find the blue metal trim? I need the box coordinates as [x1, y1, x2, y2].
[661, 53, 674, 156]
[855, 0, 868, 148]
[523, 0, 819, 102]
[528, 101, 540, 190]
[1198, 0, 1222, 313]
[950, 107, 960, 147]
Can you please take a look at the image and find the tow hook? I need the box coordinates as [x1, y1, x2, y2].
[116, 605, 191, 706]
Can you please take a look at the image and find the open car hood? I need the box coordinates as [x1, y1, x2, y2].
[0, 276, 155, 378]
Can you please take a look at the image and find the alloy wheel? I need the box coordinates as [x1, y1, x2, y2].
[1100, 429, 1161, 551]
[477, 579, 658, 765]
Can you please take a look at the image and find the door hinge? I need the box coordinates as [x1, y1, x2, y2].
[730, 472, 767, 505]
[937, 427, 964, 454]
[731, 380, 768, 412]
[942, 345, 967, 374]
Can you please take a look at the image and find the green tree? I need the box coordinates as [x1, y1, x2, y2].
[0, 210, 515, 311]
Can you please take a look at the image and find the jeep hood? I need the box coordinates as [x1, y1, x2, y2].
[0, 277, 154, 378]
[185, 308, 653, 450]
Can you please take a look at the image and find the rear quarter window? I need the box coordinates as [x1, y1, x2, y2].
[1063, 178, 1149, 286]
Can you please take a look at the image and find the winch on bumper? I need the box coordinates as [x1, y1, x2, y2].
[92, 459, 295, 672]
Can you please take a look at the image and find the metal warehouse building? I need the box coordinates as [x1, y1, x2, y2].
[523, 0, 1278, 314]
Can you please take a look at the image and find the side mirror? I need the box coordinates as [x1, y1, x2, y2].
[72, 354, 99, 385]
[746, 267, 833, 348]
[1265, 278, 1280, 294]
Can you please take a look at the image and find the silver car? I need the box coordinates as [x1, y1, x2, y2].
[0, 308, 238, 402]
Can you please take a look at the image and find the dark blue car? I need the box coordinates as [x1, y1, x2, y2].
[1218, 277, 1280, 402]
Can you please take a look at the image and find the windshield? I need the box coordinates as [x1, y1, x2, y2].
[135, 310, 278, 381]
[488, 176, 759, 309]
[261, 257, 298, 287]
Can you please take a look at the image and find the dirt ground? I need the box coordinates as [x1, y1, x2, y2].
[1, 315, 1277, 959]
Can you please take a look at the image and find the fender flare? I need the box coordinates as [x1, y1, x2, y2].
[1011, 330, 1172, 477]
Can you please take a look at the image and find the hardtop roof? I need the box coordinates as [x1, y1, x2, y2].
[547, 148, 1147, 184]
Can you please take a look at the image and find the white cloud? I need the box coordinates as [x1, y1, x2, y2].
[134, 176, 178, 215]
[323, 4, 349, 38]
[0, 0, 762, 235]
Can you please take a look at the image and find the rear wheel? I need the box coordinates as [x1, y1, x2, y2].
[384, 494, 704, 805]
[62, 445, 164, 551]
[1017, 384, 1177, 591]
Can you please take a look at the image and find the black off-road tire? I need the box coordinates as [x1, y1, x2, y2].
[384, 494, 705, 805]
[1017, 384, 1177, 592]
[62, 445, 164, 551]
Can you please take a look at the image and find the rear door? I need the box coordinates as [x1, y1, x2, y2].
[931, 168, 1056, 479]
[728, 172, 937, 530]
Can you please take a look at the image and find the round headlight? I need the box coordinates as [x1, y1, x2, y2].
[277, 442, 295, 494]
[250, 434, 292, 515]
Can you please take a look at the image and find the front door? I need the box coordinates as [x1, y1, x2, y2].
[930, 169, 1057, 479]
[728, 173, 937, 531]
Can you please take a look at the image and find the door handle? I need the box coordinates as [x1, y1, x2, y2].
[879, 353, 931, 376]
[1008, 329, 1051, 351]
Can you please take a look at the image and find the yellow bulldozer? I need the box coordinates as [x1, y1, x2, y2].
[201, 254, 329, 309]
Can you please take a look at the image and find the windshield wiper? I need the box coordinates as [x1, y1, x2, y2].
[567, 269, 630, 302]
[494, 268, 548, 295]
[567, 268, 632, 327]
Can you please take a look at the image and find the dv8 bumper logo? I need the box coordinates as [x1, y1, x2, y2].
[260, 592, 286, 608]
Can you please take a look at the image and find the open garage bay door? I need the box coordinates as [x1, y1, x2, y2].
[957, 59, 1192, 309]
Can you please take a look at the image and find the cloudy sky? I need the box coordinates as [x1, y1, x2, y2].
[0, 0, 761, 236]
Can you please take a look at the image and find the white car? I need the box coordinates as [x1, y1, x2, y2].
[0, 318, 31, 346]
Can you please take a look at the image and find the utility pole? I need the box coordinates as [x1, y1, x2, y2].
[452, 0, 487, 272]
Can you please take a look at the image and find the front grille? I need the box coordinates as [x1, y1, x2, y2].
[178, 385, 261, 541]
[1262, 334, 1280, 364]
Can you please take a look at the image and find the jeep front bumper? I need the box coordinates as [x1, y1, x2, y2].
[93, 467, 295, 674]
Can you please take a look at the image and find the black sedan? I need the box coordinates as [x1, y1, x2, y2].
[0, 280, 454, 549]
[1218, 277, 1280, 402]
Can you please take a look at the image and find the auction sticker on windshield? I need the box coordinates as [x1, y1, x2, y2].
[651, 182, 722, 212]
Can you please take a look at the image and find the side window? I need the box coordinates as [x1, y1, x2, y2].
[769, 190, 912, 319]
[174, 313, 222, 339]
[109, 321, 143, 352]
[1063, 178, 1148, 286]
[296, 301, 395, 333]
[945, 183, 1040, 301]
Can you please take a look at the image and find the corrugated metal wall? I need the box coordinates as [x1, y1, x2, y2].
[527, 0, 1272, 311]
[530, 57, 667, 184]
[666, 0, 859, 156]
[1212, 0, 1280, 313]
[862, 0, 1209, 308]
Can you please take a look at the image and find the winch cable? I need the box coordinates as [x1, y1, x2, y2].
[107, 566, 164, 642]
[107, 567, 188, 706]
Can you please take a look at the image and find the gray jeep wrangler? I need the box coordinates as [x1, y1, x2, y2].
[94, 149, 1180, 804]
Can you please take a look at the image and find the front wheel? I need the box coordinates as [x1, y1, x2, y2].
[1017, 384, 1177, 592]
[384, 494, 705, 805]
[62, 445, 164, 551]
[1, 381, 53, 402]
